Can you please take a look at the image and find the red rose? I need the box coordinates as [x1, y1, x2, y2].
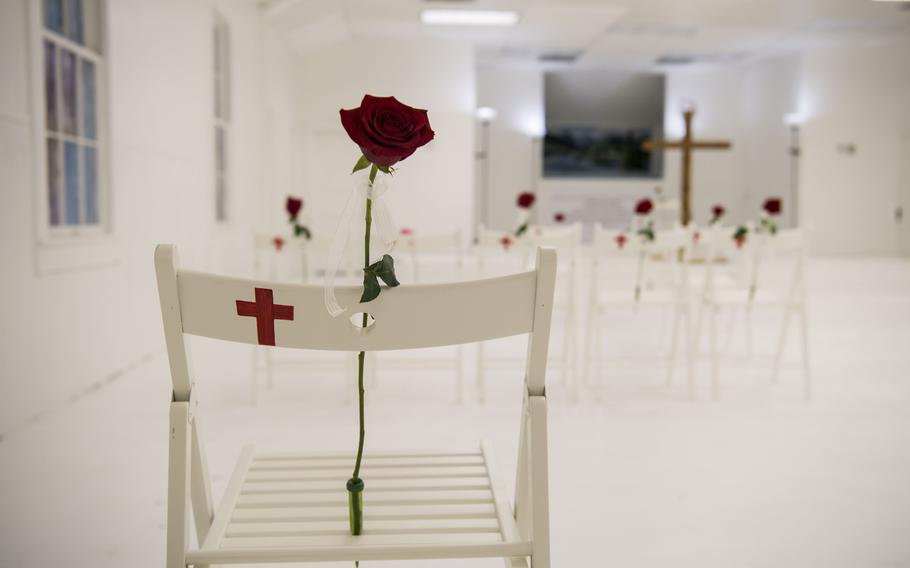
[339, 95, 435, 167]
[615, 234, 628, 249]
[272, 236, 285, 251]
[693, 230, 701, 243]
[517, 192, 536, 209]
[763, 198, 782, 216]
[286, 196, 303, 219]
[500, 236, 513, 250]
[554, 212, 565, 223]
[735, 235, 746, 248]
[400, 227, 414, 236]
[634, 198, 653, 215]
[712, 204, 725, 218]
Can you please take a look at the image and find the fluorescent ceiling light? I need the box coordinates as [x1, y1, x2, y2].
[421, 9, 519, 27]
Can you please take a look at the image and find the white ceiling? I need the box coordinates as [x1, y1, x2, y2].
[261, 0, 910, 68]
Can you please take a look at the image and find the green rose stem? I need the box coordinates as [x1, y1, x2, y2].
[348, 163, 378, 539]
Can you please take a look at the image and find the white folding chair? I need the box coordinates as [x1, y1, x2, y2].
[249, 234, 356, 405]
[473, 224, 581, 401]
[693, 228, 811, 400]
[583, 223, 696, 399]
[376, 229, 467, 401]
[156, 244, 556, 568]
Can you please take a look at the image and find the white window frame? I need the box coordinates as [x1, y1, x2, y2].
[213, 10, 231, 224]
[28, 0, 117, 274]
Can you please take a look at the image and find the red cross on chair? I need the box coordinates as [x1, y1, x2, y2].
[236, 288, 294, 346]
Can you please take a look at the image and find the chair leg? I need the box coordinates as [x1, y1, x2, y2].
[771, 307, 794, 385]
[683, 304, 696, 400]
[799, 306, 811, 401]
[476, 342, 486, 404]
[744, 304, 755, 359]
[582, 303, 595, 392]
[265, 348, 274, 390]
[709, 305, 719, 400]
[456, 344, 465, 404]
[250, 346, 259, 406]
[665, 304, 683, 387]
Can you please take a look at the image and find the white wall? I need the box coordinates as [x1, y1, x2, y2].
[798, 43, 910, 255]
[0, 0, 294, 435]
[476, 64, 544, 231]
[286, 38, 475, 248]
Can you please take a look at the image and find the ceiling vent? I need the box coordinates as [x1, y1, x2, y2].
[538, 51, 581, 64]
[655, 51, 746, 66]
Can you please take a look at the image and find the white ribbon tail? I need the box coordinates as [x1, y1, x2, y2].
[324, 185, 360, 318]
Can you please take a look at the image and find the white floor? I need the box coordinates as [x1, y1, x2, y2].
[1, 257, 909, 567]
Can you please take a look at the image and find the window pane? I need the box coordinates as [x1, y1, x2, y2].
[213, 25, 222, 119]
[44, 41, 58, 132]
[216, 175, 227, 222]
[221, 25, 230, 121]
[65, 0, 84, 44]
[82, 59, 96, 139]
[64, 141, 80, 225]
[84, 145, 98, 224]
[44, 0, 64, 34]
[82, 0, 101, 52]
[61, 49, 78, 135]
[47, 138, 61, 226]
[215, 125, 226, 173]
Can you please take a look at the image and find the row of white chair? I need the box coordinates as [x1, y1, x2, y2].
[248, 222, 810, 403]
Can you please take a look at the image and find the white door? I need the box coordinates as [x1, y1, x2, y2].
[898, 134, 910, 256]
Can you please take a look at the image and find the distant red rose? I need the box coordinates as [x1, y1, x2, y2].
[339, 95, 435, 167]
[517, 192, 536, 209]
[400, 228, 414, 236]
[634, 198, 653, 215]
[735, 235, 746, 248]
[693, 230, 701, 243]
[554, 212, 565, 223]
[286, 196, 303, 219]
[272, 236, 285, 251]
[500, 236, 513, 250]
[712, 204, 725, 219]
[615, 234, 628, 249]
[763, 198, 782, 216]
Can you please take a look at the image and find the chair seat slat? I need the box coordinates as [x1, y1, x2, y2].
[221, 532, 505, 549]
[225, 518, 501, 538]
[231, 503, 498, 523]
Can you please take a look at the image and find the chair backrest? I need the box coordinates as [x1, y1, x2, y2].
[591, 223, 690, 297]
[699, 225, 807, 300]
[156, 244, 557, 399]
[397, 229, 463, 283]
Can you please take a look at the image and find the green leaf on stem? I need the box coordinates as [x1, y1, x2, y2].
[514, 223, 528, 237]
[360, 271, 381, 303]
[359, 255, 400, 303]
[351, 154, 371, 174]
[371, 254, 400, 287]
[294, 224, 312, 240]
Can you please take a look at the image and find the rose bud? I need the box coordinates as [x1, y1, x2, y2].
[517, 192, 536, 209]
[286, 196, 303, 219]
[500, 236, 513, 250]
[712, 204, 725, 218]
[340, 95, 435, 167]
[763, 197, 782, 216]
[634, 198, 654, 215]
[272, 236, 285, 251]
[400, 228, 414, 236]
[554, 212, 565, 223]
[615, 234, 628, 249]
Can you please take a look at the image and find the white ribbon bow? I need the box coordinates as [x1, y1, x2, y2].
[324, 174, 399, 317]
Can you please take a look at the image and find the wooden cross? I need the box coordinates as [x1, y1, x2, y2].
[236, 287, 294, 346]
[642, 108, 732, 226]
